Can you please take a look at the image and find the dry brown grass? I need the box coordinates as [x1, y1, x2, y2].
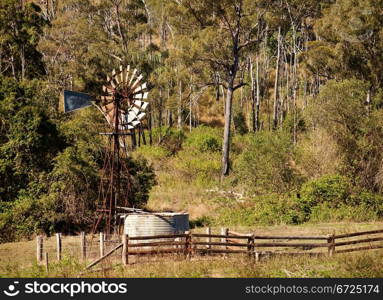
[1, 222, 383, 278]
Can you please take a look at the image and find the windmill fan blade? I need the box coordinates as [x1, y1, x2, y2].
[102, 85, 114, 94]
[131, 74, 143, 90]
[133, 82, 147, 94]
[101, 95, 113, 102]
[137, 112, 146, 120]
[128, 69, 137, 86]
[100, 65, 149, 131]
[110, 79, 117, 89]
[141, 102, 149, 111]
[125, 65, 130, 83]
[120, 65, 124, 83]
[131, 106, 140, 115]
[126, 111, 137, 123]
[133, 92, 149, 100]
[132, 100, 149, 110]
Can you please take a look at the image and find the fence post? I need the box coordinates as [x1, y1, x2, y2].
[122, 234, 129, 265]
[56, 233, 62, 261]
[206, 227, 211, 250]
[327, 232, 335, 257]
[252, 235, 259, 262]
[100, 232, 104, 257]
[45, 252, 49, 274]
[80, 232, 86, 261]
[185, 231, 191, 260]
[247, 234, 255, 259]
[189, 232, 194, 259]
[221, 227, 228, 251]
[36, 235, 43, 264]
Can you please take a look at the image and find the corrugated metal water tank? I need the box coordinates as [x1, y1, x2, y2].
[123, 212, 189, 237]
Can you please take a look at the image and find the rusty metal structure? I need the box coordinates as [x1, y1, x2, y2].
[92, 65, 149, 235]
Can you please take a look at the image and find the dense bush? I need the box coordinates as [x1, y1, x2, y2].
[233, 131, 300, 194]
[295, 128, 340, 180]
[152, 127, 185, 154]
[299, 175, 351, 208]
[293, 175, 383, 223]
[174, 150, 221, 185]
[309, 203, 380, 223]
[233, 112, 248, 135]
[166, 126, 223, 185]
[126, 156, 157, 208]
[214, 195, 299, 226]
[295, 175, 351, 222]
[183, 126, 222, 152]
[305, 79, 383, 192]
[134, 145, 171, 168]
[0, 99, 157, 241]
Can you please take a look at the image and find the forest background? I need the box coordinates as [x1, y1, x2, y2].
[1, 0, 383, 242]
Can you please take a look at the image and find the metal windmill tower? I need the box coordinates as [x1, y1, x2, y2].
[94, 65, 149, 235]
[62, 65, 149, 235]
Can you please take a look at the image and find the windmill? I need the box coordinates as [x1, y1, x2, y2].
[62, 65, 150, 235]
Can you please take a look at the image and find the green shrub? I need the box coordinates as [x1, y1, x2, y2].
[134, 145, 171, 165]
[189, 216, 212, 228]
[296, 175, 351, 222]
[299, 175, 351, 207]
[233, 112, 248, 135]
[174, 150, 221, 185]
[233, 131, 300, 194]
[152, 127, 185, 154]
[294, 175, 383, 223]
[126, 156, 157, 208]
[347, 191, 383, 217]
[214, 195, 299, 226]
[305, 79, 383, 192]
[295, 128, 340, 180]
[309, 203, 380, 223]
[184, 126, 222, 152]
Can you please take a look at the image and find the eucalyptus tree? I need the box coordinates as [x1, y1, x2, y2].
[0, 0, 47, 81]
[303, 0, 383, 106]
[168, 0, 268, 177]
[39, 0, 154, 93]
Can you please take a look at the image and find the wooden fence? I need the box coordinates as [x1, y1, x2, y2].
[35, 228, 383, 270]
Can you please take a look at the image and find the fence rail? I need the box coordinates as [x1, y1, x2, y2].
[35, 227, 383, 270]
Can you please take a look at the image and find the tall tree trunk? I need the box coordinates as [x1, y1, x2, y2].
[292, 28, 298, 145]
[255, 55, 260, 131]
[366, 87, 372, 113]
[113, 0, 128, 53]
[158, 88, 163, 143]
[148, 105, 153, 146]
[189, 84, 193, 132]
[250, 57, 256, 132]
[221, 82, 234, 177]
[221, 44, 239, 177]
[273, 26, 281, 130]
[20, 42, 25, 80]
[177, 80, 182, 130]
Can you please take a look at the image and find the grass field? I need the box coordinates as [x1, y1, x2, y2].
[1, 222, 383, 278]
